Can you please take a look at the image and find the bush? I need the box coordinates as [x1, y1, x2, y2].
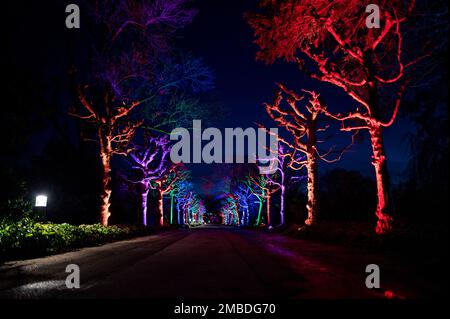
[0, 219, 152, 261]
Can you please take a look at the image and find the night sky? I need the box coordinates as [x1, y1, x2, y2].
[4, 0, 416, 196]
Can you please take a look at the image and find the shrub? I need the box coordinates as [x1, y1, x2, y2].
[0, 219, 151, 261]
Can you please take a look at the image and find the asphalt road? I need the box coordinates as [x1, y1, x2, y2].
[0, 225, 439, 299]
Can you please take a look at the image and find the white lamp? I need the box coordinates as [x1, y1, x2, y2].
[35, 195, 48, 207]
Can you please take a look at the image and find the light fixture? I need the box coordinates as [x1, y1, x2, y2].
[35, 195, 48, 207]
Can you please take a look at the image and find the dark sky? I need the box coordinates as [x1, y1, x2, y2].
[4, 0, 416, 197]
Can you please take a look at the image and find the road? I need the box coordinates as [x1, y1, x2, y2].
[0, 225, 438, 299]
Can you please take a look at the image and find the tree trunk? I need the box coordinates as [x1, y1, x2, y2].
[157, 190, 164, 227]
[279, 170, 286, 226]
[139, 183, 149, 226]
[99, 150, 112, 227]
[256, 198, 263, 226]
[369, 126, 393, 234]
[305, 150, 318, 225]
[234, 198, 240, 225]
[177, 201, 181, 225]
[266, 195, 271, 226]
[170, 194, 174, 225]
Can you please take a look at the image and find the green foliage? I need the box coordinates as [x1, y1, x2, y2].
[0, 182, 36, 224]
[0, 219, 149, 261]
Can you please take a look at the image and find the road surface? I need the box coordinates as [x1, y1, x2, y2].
[0, 225, 438, 298]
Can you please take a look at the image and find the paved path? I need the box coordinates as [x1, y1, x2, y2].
[0, 225, 437, 298]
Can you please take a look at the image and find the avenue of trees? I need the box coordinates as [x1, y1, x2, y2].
[2, 0, 447, 236]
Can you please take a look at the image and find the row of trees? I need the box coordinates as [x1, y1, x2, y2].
[70, 0, 211, 226]
[70, 0, 440, 234]
[220, 0, 438, 234]
[243, 0, 427, 234]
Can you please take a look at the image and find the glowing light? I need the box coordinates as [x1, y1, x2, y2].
[35, 195, 48, 207]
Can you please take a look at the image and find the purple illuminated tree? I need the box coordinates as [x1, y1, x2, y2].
[89, 0, 197, 45]
[127, 134, 171, 226]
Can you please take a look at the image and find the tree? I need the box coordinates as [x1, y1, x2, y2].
[89, 0, 197, 45]
[171, 179, 193, 224]
[153, 165, 185, 226]
[167, 171, 191, 224]
[263, 85, 347, 226]
[244, 174, 268, 226]
[127, 134, 171, 226]
[235, 182, 253, 226]
[248, 0, 422, 233]
[71, 88, 144, 226]
[264, 143, 290, 226]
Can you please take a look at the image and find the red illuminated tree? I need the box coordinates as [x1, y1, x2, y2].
[153, 165, 185, 226]
[71, 89, 144, 226]
[248, 0, 423, 233]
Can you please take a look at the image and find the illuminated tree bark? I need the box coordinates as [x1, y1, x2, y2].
[370, 126, 393, 232]
[305, 150, 318, 225]
[156, 188, 164, 227]
[266, 195, 271, 226]
[279, 156, 287, 226]
[139, 183, 150, 226]
[99, 135, 113, 226]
